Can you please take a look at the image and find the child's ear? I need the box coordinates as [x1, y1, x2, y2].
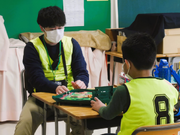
[153, 61, 156, 67]
[125, 59, 130, 69]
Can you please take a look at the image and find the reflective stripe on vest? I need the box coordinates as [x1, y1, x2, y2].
[118, 78, 178, 135]
[30, 36, 74, 90]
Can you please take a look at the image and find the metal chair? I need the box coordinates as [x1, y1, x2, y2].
[21, 69, 67, 135]
[132, 122, 180, 135]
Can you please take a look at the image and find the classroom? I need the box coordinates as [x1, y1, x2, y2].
[1, 0, 180, 135]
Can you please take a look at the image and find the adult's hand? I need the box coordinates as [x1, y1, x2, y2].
[91, 97, 106, 112]
[71, 80, 86, 89]
[56, 85, 69, 95]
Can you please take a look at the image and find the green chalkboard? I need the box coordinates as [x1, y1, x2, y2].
[0, 0, 110, 38]
[118, 0, 180, 28]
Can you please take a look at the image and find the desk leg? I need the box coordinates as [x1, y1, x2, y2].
[66, 115, 70, 135]
[42, 103, 47, 135]
[112, 61, 116, 86]
[82, 119, 87, 135]
[170, 57, 175, 65]
[54, 107, 59, 135]
[108, 127, 111, 133]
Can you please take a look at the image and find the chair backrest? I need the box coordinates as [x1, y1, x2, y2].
[132, 122, 180, 135]
[21, 69, 28, 107]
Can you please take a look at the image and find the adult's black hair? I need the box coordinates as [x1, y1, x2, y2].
[122, 33, 157, 70]
[37, 6, 66, 28]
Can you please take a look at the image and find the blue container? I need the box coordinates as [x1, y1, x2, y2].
[177, 69, 180, 91]
[152, 59, 171, 82]
[177, 69, 180, 78]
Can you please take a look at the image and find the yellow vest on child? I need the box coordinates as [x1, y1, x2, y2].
[118, 78, 178, 135]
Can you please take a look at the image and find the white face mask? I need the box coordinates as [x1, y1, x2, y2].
[44, 28, 64, 43]
[122, 61, 133, 80]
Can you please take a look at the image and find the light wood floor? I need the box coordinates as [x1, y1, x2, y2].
[0, 121, 118, 135]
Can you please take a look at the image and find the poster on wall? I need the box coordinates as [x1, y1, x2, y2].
[63, 0, 84, 27]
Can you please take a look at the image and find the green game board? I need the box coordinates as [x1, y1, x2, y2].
[60, 91, 92, 101]
[52, 86, 117, 106]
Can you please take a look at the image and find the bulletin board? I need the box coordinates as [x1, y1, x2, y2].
[0, 0, 110, 38]
[118, 0, 180, 28]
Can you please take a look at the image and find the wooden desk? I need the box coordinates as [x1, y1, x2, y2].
[32, 92, 121, 135]
[32, 92, 56, 105]
[105, 51, 167, 59]
[53, 104, 99, 120]
[156, 54, 167, 58]
[105, 51, 123, 58]
[54, 104, 121, 135]
[54, 103, 121, 135]
[53, 104, 100, 135]
[32, 92, 100, 119]
[32, 92, 59, 135]
[165, 53, 180, 57]
[165, 53, 180, 64]
[105, 51, 180, 85]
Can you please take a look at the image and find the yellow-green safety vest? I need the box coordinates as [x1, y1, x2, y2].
[118, 78, 179, 135]
[30, 36, 74, 90]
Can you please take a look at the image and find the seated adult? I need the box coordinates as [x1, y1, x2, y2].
[14, 6, 91, 135]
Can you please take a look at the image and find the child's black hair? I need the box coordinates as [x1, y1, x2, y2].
[37, 6, 66, 28]
[122, 33, 157, 70]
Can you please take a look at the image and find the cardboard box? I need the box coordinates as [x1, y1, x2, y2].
[157, 28, 180, 54]
[117, 35, 127, 53]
